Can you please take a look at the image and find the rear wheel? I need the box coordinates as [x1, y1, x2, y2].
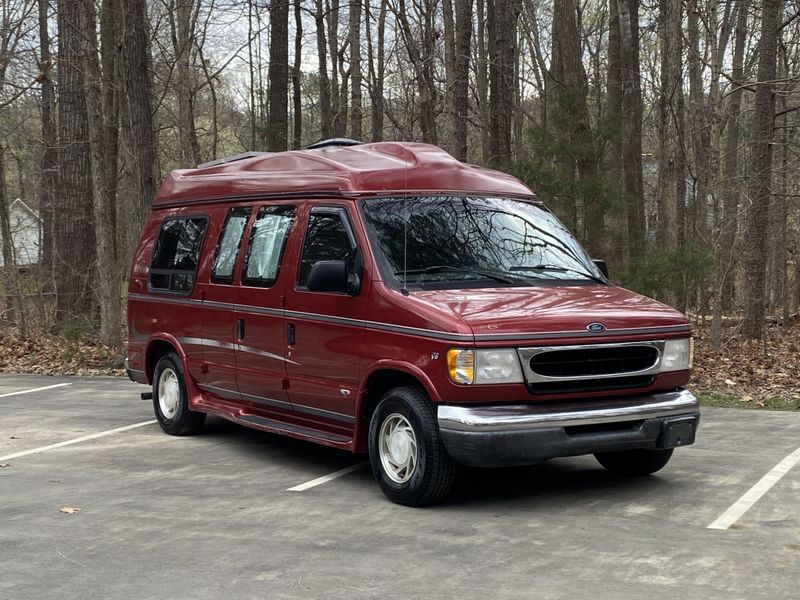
[152, 351, 206, 436]
[368, 386, 457, 506]
[594, 448, 673, 476]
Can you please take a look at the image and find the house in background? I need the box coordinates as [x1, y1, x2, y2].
[0, 199, 41, 268]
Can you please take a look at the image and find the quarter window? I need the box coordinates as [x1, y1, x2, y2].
[150, 216, 207, 293]
[242, 205, 296, 287]
[297, 209, 354, 287]
[211, 207, 250, 284]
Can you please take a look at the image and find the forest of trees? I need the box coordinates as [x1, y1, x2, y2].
[0, 0, 798, 348]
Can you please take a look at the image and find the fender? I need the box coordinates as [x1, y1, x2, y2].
[353, 359, 442, 453]
[145, 333, 204, 409]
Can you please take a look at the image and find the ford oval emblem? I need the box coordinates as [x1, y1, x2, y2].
[587, 322, 606, 333]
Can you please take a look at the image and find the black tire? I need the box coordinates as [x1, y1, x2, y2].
[594, 448, 674, 476]
[152, 351, 206, 436]
[368, 386, 457, 506]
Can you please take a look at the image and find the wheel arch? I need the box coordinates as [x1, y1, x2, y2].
[144, 334, 186, 383]
[354, 362, 440, 453]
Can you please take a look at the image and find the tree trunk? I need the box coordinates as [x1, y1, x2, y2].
[315, 0, 332, 139]
[38, 0, 57, 299]
[452, 0, 472, 161]
[349, 0, 363, 140]
[174, 0, 199, 165]
[443, 0, 457, 153]
[742, 0, 781, 339]
[56, 0, 97, 325]
[292, 0, 302, 147]
[81, 0, 121, 347]
[489, 0, 517, 168]
[101, 0, 118, 262]
[655, 0, 685, 308]
[476, 0, 490, 163]
[267, 0, 290, 150]
[118, 0, 156, 264]
[0, 150, 17, 323]
[619, 0, 644, 262]
[366, 0, 387, 141]
[711, 0, 748, 348]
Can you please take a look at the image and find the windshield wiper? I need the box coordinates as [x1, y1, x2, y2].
[509, 264, 607, 285]
[395, 265, 519, 285]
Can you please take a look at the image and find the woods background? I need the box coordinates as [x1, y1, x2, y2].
[0, 0, 798, 354]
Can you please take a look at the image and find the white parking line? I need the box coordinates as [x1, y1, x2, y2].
[0, 420, 157, 462]
[0, 382, 72, 398]
[287, 462, 368, 492]
[708, 445, 800, 530]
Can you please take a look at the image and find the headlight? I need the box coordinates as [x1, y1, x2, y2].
[447, 348, 524, 385]
[660, 338, 693, 372]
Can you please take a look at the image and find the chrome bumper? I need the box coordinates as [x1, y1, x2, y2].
[438, 389, 698, 433]
[437, 389, 700, 467]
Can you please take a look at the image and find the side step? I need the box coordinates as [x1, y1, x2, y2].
[238, 414, 350, 444]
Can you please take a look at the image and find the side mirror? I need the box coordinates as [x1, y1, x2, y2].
[593, 259, 609, 279]
[307, 258, 362, 295]
[307, 260, 348, 293]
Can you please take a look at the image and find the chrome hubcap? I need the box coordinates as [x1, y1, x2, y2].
[378, 413, 418, 483]
[157, 368, 180, 419]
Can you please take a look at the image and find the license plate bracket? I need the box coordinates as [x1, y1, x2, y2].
[659, 416, 698, 448]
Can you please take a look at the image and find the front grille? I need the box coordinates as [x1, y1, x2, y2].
[530, 345, 659, 378]
[529, 375, 656, 395]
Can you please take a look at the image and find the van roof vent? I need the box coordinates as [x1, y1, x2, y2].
[306, 138, 363, 150]
[197, 151, 275, 169]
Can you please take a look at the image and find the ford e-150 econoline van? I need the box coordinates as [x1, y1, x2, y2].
[126, 139, 699, 505]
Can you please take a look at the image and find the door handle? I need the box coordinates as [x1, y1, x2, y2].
[237, 318, 245, 340]
[287, 323, 296, 346]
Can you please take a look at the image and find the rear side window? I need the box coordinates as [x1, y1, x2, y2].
[149, 216, 207, 293]
[211, 207, 251, 284]
[242, 205, 296, 287]
[297, 209, 355, 287]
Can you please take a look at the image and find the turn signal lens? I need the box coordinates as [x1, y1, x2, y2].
[447, 349, 475, 384]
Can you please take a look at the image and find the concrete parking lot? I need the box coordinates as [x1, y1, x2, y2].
[1, 374, 799, 600]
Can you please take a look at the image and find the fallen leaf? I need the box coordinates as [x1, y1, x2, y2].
[59, 507, 81, 514]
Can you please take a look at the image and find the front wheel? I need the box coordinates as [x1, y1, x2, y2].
[152, 351, 206, 436]
[594, 448, 674, 476]
[368, 387, 457, 506]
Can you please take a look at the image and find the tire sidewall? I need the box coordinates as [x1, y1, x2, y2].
[152, 353, 187, 430]
[368, 393, 432, 503]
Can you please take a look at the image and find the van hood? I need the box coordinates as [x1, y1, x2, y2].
[409, 285, 689, 339]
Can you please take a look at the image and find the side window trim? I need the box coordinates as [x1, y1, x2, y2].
[296, 205, 358, 291]
[210, 207, 251, 285]
[148, 215, 208, 296]
[241, 204, 297, 288]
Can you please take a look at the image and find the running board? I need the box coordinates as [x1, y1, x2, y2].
[237, 413, 351, 445]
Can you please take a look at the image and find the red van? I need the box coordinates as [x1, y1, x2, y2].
[126, 139, 698, 505]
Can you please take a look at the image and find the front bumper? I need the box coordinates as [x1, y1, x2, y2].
[437, 389, 699, 467]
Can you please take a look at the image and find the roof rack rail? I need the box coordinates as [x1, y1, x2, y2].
[306, 138, 363, 150]
[197, 151, 274, 169]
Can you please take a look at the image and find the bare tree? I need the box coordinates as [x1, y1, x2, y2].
[742, 0, 782, 339]
[118, 0, 156, 263]
[55, 0, 97, 324]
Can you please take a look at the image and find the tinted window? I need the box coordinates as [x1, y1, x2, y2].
[298, 211, 354, 286]
[242, 205, 296, 287]
[150, 217, 207, 293]
[360, 196, 603, 290]
[211, 207, 250, 284]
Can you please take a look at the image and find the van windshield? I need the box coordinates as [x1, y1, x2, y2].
[360, 196, 605, 290]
